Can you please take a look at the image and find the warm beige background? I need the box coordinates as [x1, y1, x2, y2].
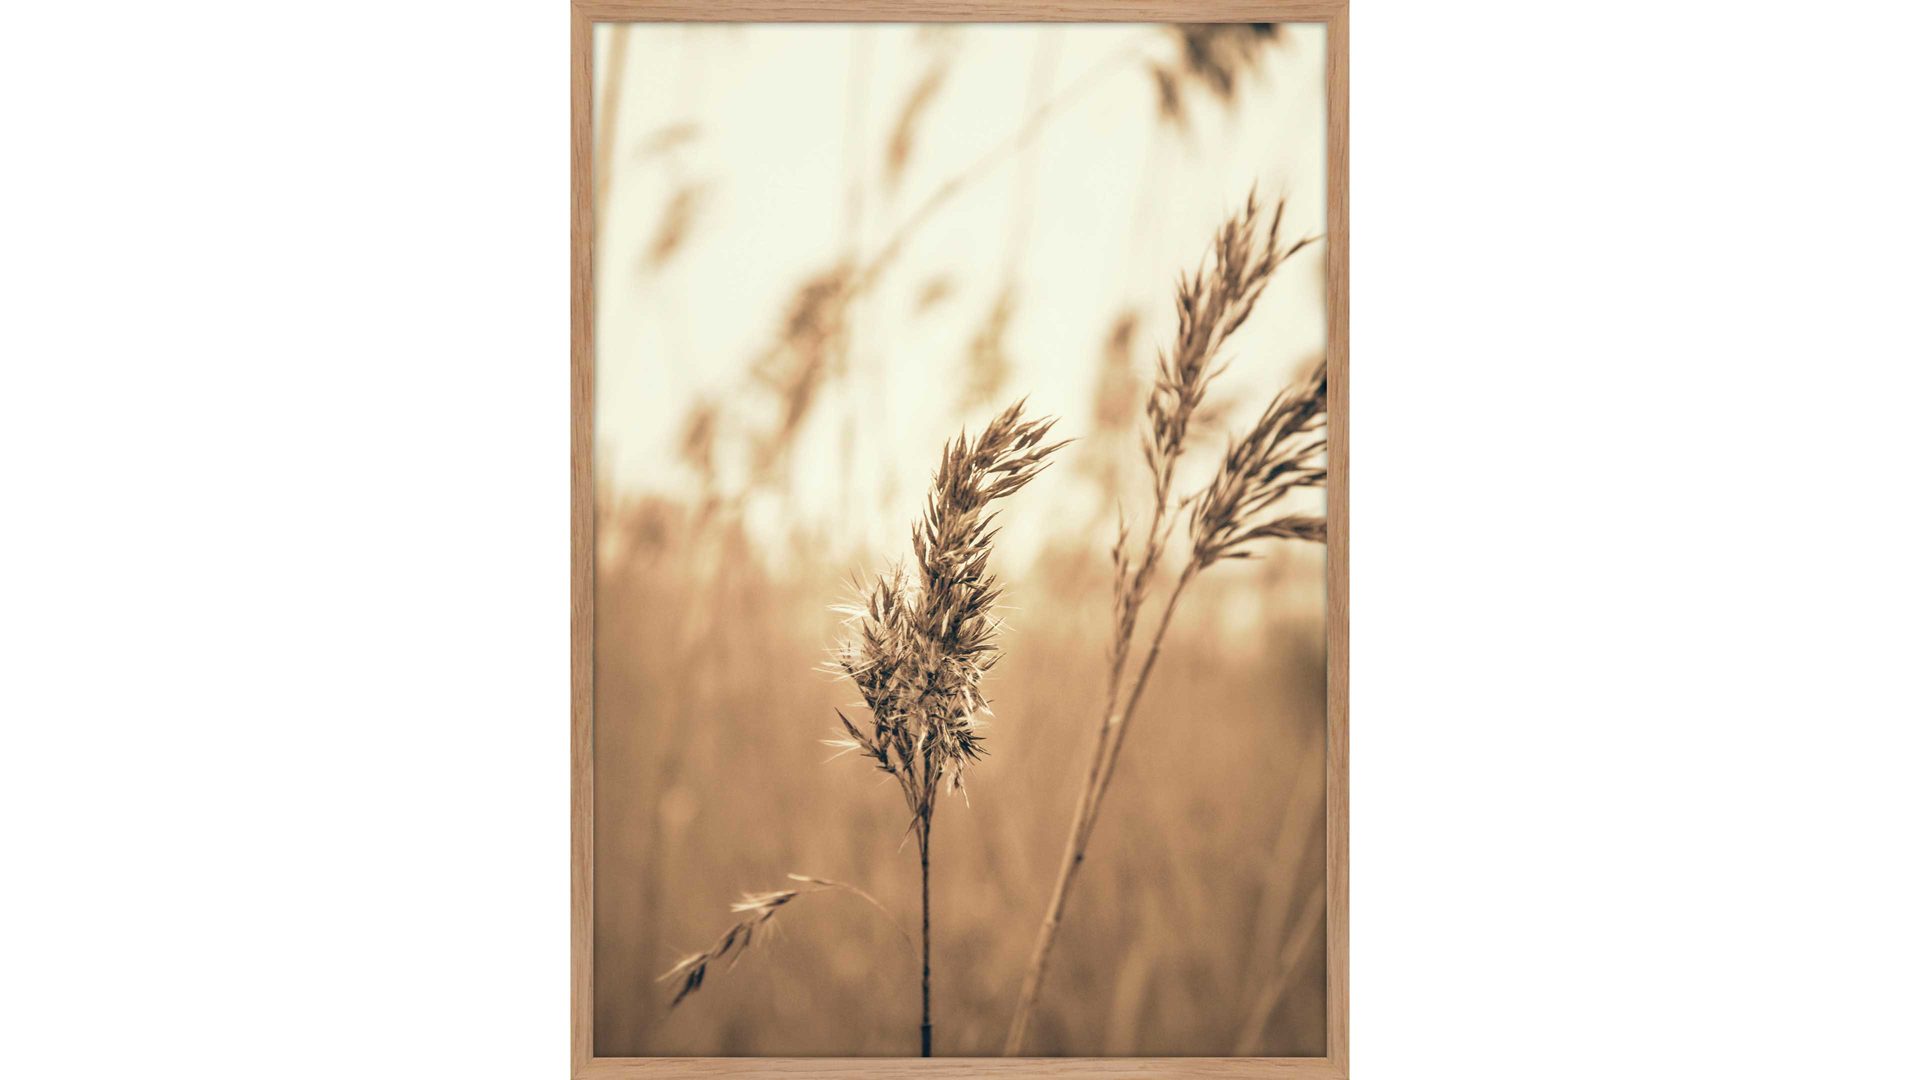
[591, 22, 1328, 1057]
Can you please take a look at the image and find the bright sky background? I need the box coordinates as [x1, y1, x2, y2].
[593, 23, 1327, 566]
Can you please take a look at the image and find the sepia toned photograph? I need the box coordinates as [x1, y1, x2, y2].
[583, 18, 1339, 1061]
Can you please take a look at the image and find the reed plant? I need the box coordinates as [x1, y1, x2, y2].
[831, 400, 1065, 1055]
[1004, 191, 1328, 1053]
[661, 400, 1065, 1058]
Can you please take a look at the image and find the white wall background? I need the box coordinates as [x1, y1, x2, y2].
[3, 2, 1917, 1078]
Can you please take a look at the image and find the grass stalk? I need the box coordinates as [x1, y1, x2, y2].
[826, 399, 1063, 1054]
[1005, 191, 1326, 1053]
[659, 875, 911, 1008]
[919, 819, 933, 1057]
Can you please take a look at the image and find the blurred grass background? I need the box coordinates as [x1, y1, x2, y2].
[590, 22, 1329, 1057]
[592, 500, 1326, 1056]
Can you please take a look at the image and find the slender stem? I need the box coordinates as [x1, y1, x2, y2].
[919, 818, 933, 1057]
[1004, 564, 1197, 1054]
[591, 24, 631, 230]
[1088, 565, 1195, 815]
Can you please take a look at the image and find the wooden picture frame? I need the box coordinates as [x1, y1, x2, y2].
[572, 3, 1347, 1075]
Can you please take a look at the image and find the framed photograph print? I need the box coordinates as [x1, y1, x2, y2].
[572, 2, 1347, 1075]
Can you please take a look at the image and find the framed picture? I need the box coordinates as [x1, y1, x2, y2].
[571, 2, 1347, 1075]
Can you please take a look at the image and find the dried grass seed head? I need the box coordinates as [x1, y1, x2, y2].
[1190, 358, 1330, 566]
[1144, 190, 1316, 504]
[660, 875, 908, 1008]
[831, 399, 1066, 812]
[659, 886, 802, 1007]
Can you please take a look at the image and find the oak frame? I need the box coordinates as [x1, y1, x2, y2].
[570, 2, 1349, 1075]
